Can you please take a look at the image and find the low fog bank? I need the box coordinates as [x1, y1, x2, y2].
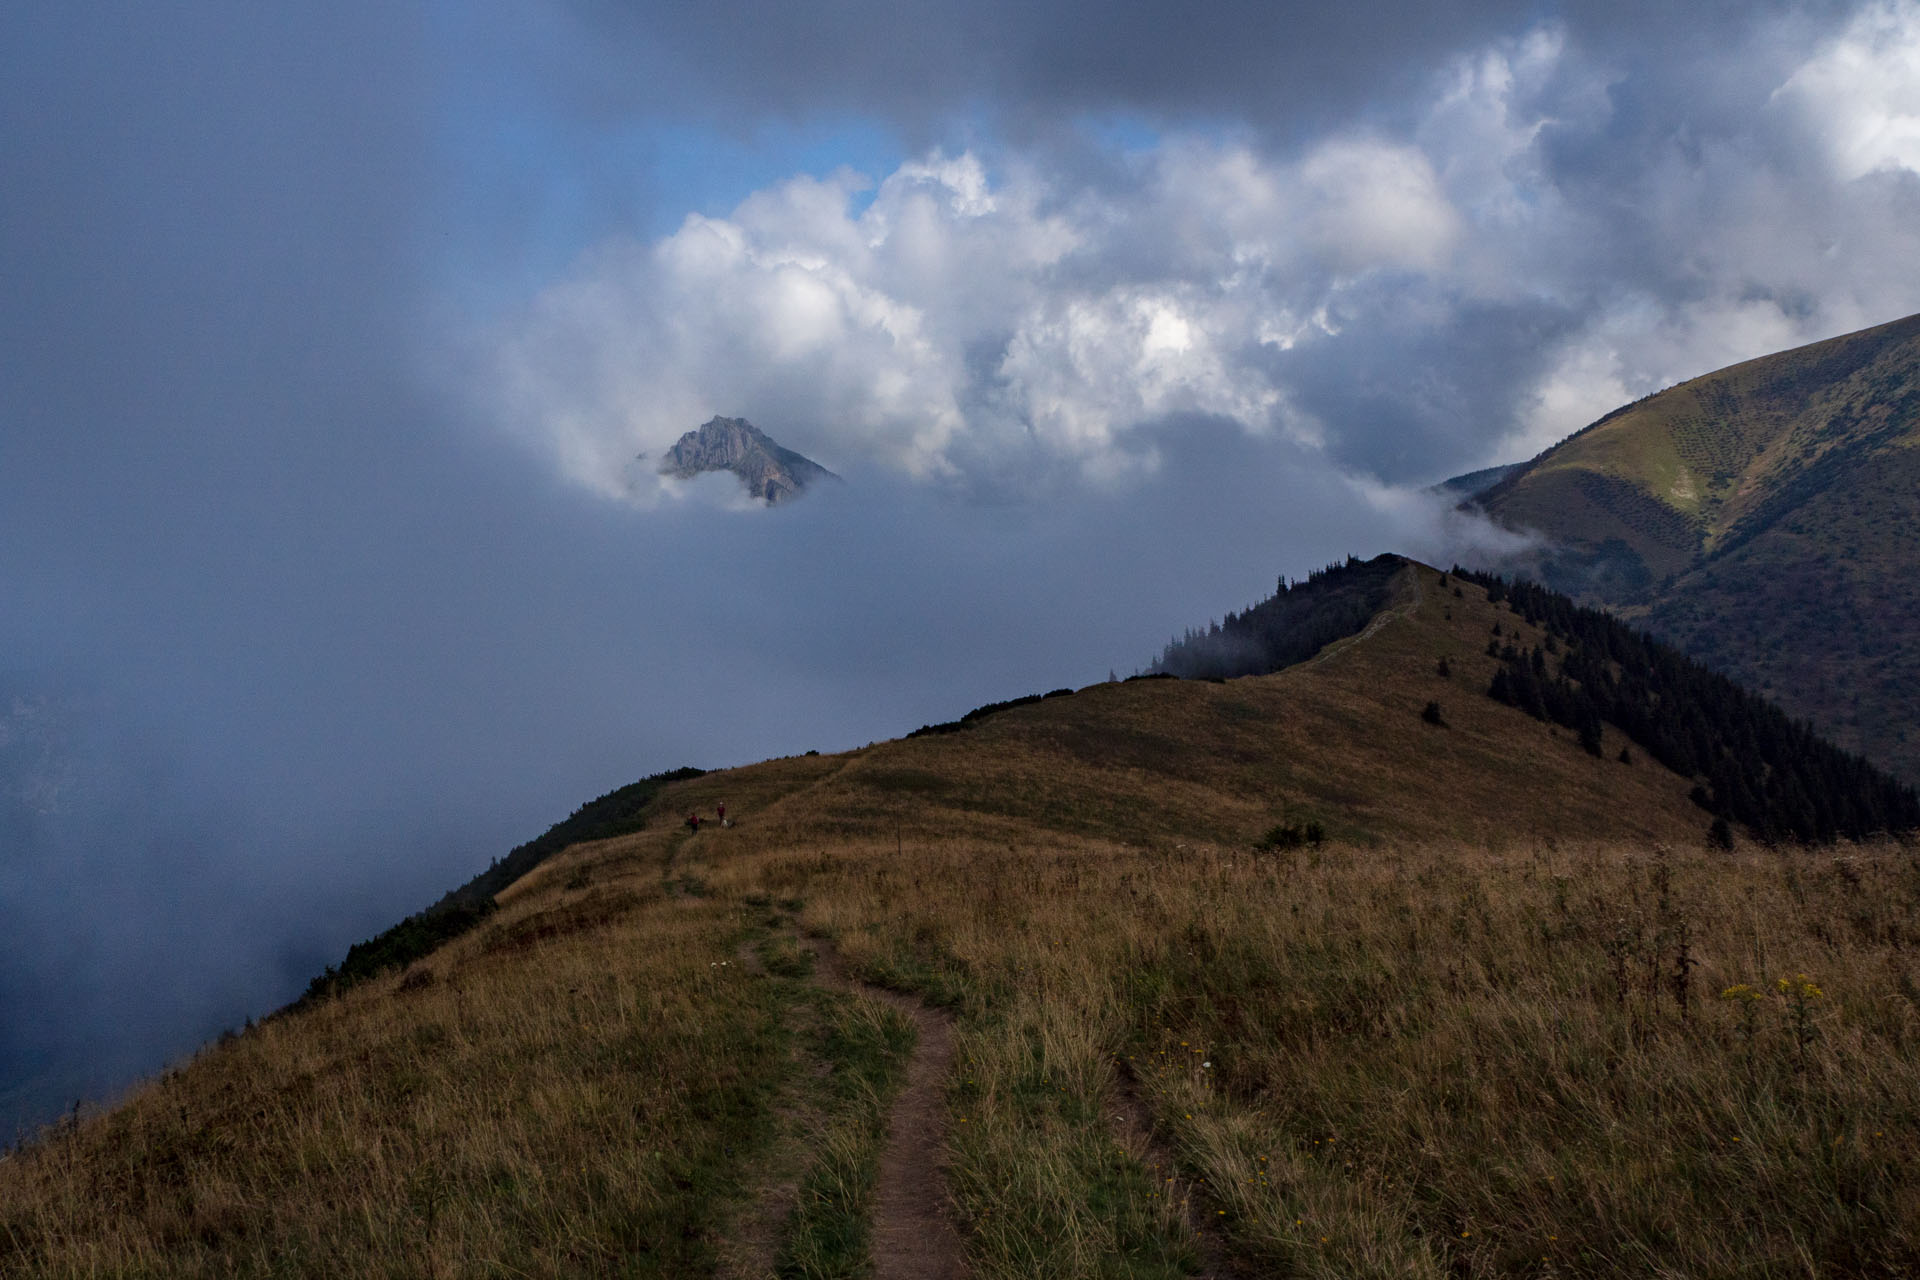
[0, 406, 1502, 1141]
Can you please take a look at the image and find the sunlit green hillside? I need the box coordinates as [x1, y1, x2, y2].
[1475, 312, 1920, 780]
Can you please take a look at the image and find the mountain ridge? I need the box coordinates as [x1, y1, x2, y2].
[289, 553, 1918, 1019]
[10, 557, 1920, 1275]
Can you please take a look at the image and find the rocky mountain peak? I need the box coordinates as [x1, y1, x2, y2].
[658, 416, 839, 505]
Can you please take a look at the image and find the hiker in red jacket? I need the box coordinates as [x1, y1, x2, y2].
[685, 812, 701, 833]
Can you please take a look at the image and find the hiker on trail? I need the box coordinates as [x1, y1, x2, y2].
[716, 801, 726, 823]
[686, 812, 701, 833]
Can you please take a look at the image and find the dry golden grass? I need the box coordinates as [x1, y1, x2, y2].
[7, 566, 1916, 1276]
[737, 830, 1920, 1276]
[0, 830, 793, 1278]
[659, 741, 1901, 1276]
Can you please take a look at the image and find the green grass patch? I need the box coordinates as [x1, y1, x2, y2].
[777, 991, 916, 1279]
[946, 1007, 1200, 1280]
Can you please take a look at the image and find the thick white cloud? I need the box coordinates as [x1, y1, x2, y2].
[1776, 0, 1920, 180]
[485, 10, 1920, 503]
[1298, 139, 1461, 272]
[486, 135, 1483, 501]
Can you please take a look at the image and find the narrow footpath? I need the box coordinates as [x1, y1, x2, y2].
[675, 801, 965, 1278]
[800, 934, 967, 1280]
[1106, 1061, 1244, 1280]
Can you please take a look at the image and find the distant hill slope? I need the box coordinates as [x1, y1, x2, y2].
[837, 560, 1714, 851]
[660, 416, 839, 504]
[1430, 461, 1521, 501]
[14, 560, 1920, 1277]
[1470, 311, 1920, 780]
[1452, 565, 1917, 844]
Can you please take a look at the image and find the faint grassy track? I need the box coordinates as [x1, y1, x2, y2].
[1105, 1058, 1241, 1280]
[1304, 562, 1423, 670]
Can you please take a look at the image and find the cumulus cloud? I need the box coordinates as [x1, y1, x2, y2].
[486, 140, 1463, 500]
[1298, 139, 1462, 272]
[488, 7, 1920, 502]
[486, 116, 1565, 502]
[1776, 0, 1920, 179]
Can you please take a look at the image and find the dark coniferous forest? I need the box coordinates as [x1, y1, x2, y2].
[1150, 553, 1404, 679]
[1455, 567, 1920, 844]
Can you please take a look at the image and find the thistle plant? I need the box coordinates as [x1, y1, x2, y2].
[1669, 915, 1695, 1021]
[1720, 983, 1763, 1076]
[1778, 973, 1824, 1071]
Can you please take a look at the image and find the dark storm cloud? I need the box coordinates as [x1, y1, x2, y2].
[568, 0, 1846, 140]
[575, 0, 1522, 133]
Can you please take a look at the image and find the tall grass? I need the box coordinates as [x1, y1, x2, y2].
[724, 832, 1920, 1277]
[775, 988, 915, 1279]
[12, 808, 1920, 1275]
[0, 852, 792, 1278]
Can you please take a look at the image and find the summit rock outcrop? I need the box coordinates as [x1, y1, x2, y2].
[658, 416, 839, 505]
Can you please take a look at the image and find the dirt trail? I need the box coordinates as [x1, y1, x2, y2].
[800, 935, 968, 1280]
[716, 1164, 800, 1280]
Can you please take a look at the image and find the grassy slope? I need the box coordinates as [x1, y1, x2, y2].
[1477, 311, 1920, 780]
[826, 564, 1707, 852]
[1482, 311, 1920, 571]
[8, 565, 1920, 1277]
[1643, 443, 1920, 764]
